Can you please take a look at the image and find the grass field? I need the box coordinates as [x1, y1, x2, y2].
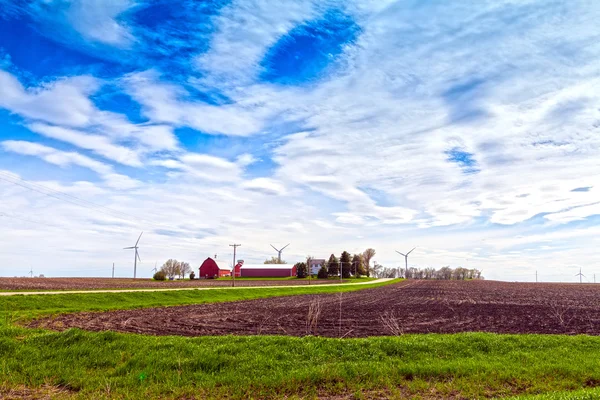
[3, 279, 600, 399]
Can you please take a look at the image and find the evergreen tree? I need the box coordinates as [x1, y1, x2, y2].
[317, 265, 329, 279]
[295, 262, 307, 278]
[340, 251, 352, 278]
[327, 253, 339, 276]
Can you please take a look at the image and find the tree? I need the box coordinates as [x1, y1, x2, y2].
[352, 254, 366, 276]
[160, 259, 180, 279]
[306, 255, 313, 276]
[317, 265, 329, 279]
[340, 251, 352, 278]
[264, 256, 287, 264]
[153, 270, 166, 281]
[179, 262, 191, 279]
[326, 254, 339, 277]
[372, 262, 383, 278]
[362, 248, 376, 277]
[295, 262, 307, 278]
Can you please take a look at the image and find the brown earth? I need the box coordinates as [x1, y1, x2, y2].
[31, 280, 600, 337]
[0, 277, 335, 291]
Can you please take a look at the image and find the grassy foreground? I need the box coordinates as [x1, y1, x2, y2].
[2, 279, 600, 399]
[3, 329, 600, 399]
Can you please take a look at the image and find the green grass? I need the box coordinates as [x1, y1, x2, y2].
[3, 329, 600, 399]
[3, 278, 600, 399]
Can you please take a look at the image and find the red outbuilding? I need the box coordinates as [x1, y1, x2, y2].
[239, 264, 297, 277]
[199, 257, 231, 279]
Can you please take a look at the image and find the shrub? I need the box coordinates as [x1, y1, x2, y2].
[189, 271, 195, 280]
[317, 265, 328, 279]
[153, 271, 166, 281]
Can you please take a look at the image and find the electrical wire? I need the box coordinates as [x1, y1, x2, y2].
[0, 171, 168, 228]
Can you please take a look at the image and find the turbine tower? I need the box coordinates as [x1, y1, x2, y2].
[270, 243, 290, 263]
[396, 247, 416, 279]
[576, 267, 585, 283]
[124, 232, 143, 279]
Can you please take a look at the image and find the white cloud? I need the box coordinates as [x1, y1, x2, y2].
[123, 71, 266, 136]
[242, 178, 285, 196]
[0, 71, 98, 127]
[1, 140, 140, 189]
[27, 123, 143, 167]
[67, 0, 134, 47]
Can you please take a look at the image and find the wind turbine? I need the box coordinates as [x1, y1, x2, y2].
[270, 243, 290, 264]
[576, 267, 586, 283]
[124, 232, 143, 279]
[396, 247, 416, 279]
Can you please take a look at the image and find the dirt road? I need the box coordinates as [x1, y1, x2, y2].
[0, 278, 392, 296]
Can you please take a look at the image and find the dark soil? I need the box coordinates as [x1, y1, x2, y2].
[30, 280, 600, 337]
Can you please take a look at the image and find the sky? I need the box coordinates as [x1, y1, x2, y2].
[0, 0, 599, 281]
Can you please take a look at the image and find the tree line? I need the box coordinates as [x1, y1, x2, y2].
[293, 248, 483, 281]
[295, 248, 378, 279]
[372, 264, 483, 280]
[153, 259, 193, 280]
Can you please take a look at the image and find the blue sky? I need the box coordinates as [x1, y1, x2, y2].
[1, 0, 599, 280]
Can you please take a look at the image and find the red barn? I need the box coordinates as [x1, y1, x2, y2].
[239, 264, 297, 277]
[199, 257, 231, 279]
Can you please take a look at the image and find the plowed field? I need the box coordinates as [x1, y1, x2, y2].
[32, 280, 600, 337]
[0, 277, 333, 291]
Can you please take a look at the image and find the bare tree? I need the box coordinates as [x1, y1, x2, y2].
[362, 248, 376, 277]
[264, 256, 287, 264]
[160, 259, 181, 279]
[179, 262, 191, 279]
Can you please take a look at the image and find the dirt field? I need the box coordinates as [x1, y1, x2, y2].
[31, 280, 600, 337]
[0, 277, 335, 291]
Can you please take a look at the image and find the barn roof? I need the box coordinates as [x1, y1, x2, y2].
[214, 260, 230, 271]
[240, 264, 294, 270]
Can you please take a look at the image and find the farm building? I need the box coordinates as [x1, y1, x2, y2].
[235, 262, 297, 277]
[199, 257, 231, 279]
[309, 259, 326, 275]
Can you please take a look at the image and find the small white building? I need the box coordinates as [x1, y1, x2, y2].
[309, 259, 326, 275]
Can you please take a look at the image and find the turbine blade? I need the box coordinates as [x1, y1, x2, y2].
[137, 252, 141, 262]
[396, 251, 406, 256]
[406, 247, 417, 256]
[282, 243, 290, 251]
[124, 246, 135, 249]
[135, 231, 143, 246]
[270, 244, 279, 252]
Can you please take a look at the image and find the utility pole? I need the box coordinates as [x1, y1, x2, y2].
[229, 244, 241, 287]
[112, 262, 115, 278]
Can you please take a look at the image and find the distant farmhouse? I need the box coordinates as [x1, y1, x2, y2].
[309, 259, 326, 275]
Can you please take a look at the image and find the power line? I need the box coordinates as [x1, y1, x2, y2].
[0, 212, 62, 228]
[0, 172, 136, 221]
[0, 172, 167, 228]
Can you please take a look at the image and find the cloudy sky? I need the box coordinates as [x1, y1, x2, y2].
[0, 0, 599, 281]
